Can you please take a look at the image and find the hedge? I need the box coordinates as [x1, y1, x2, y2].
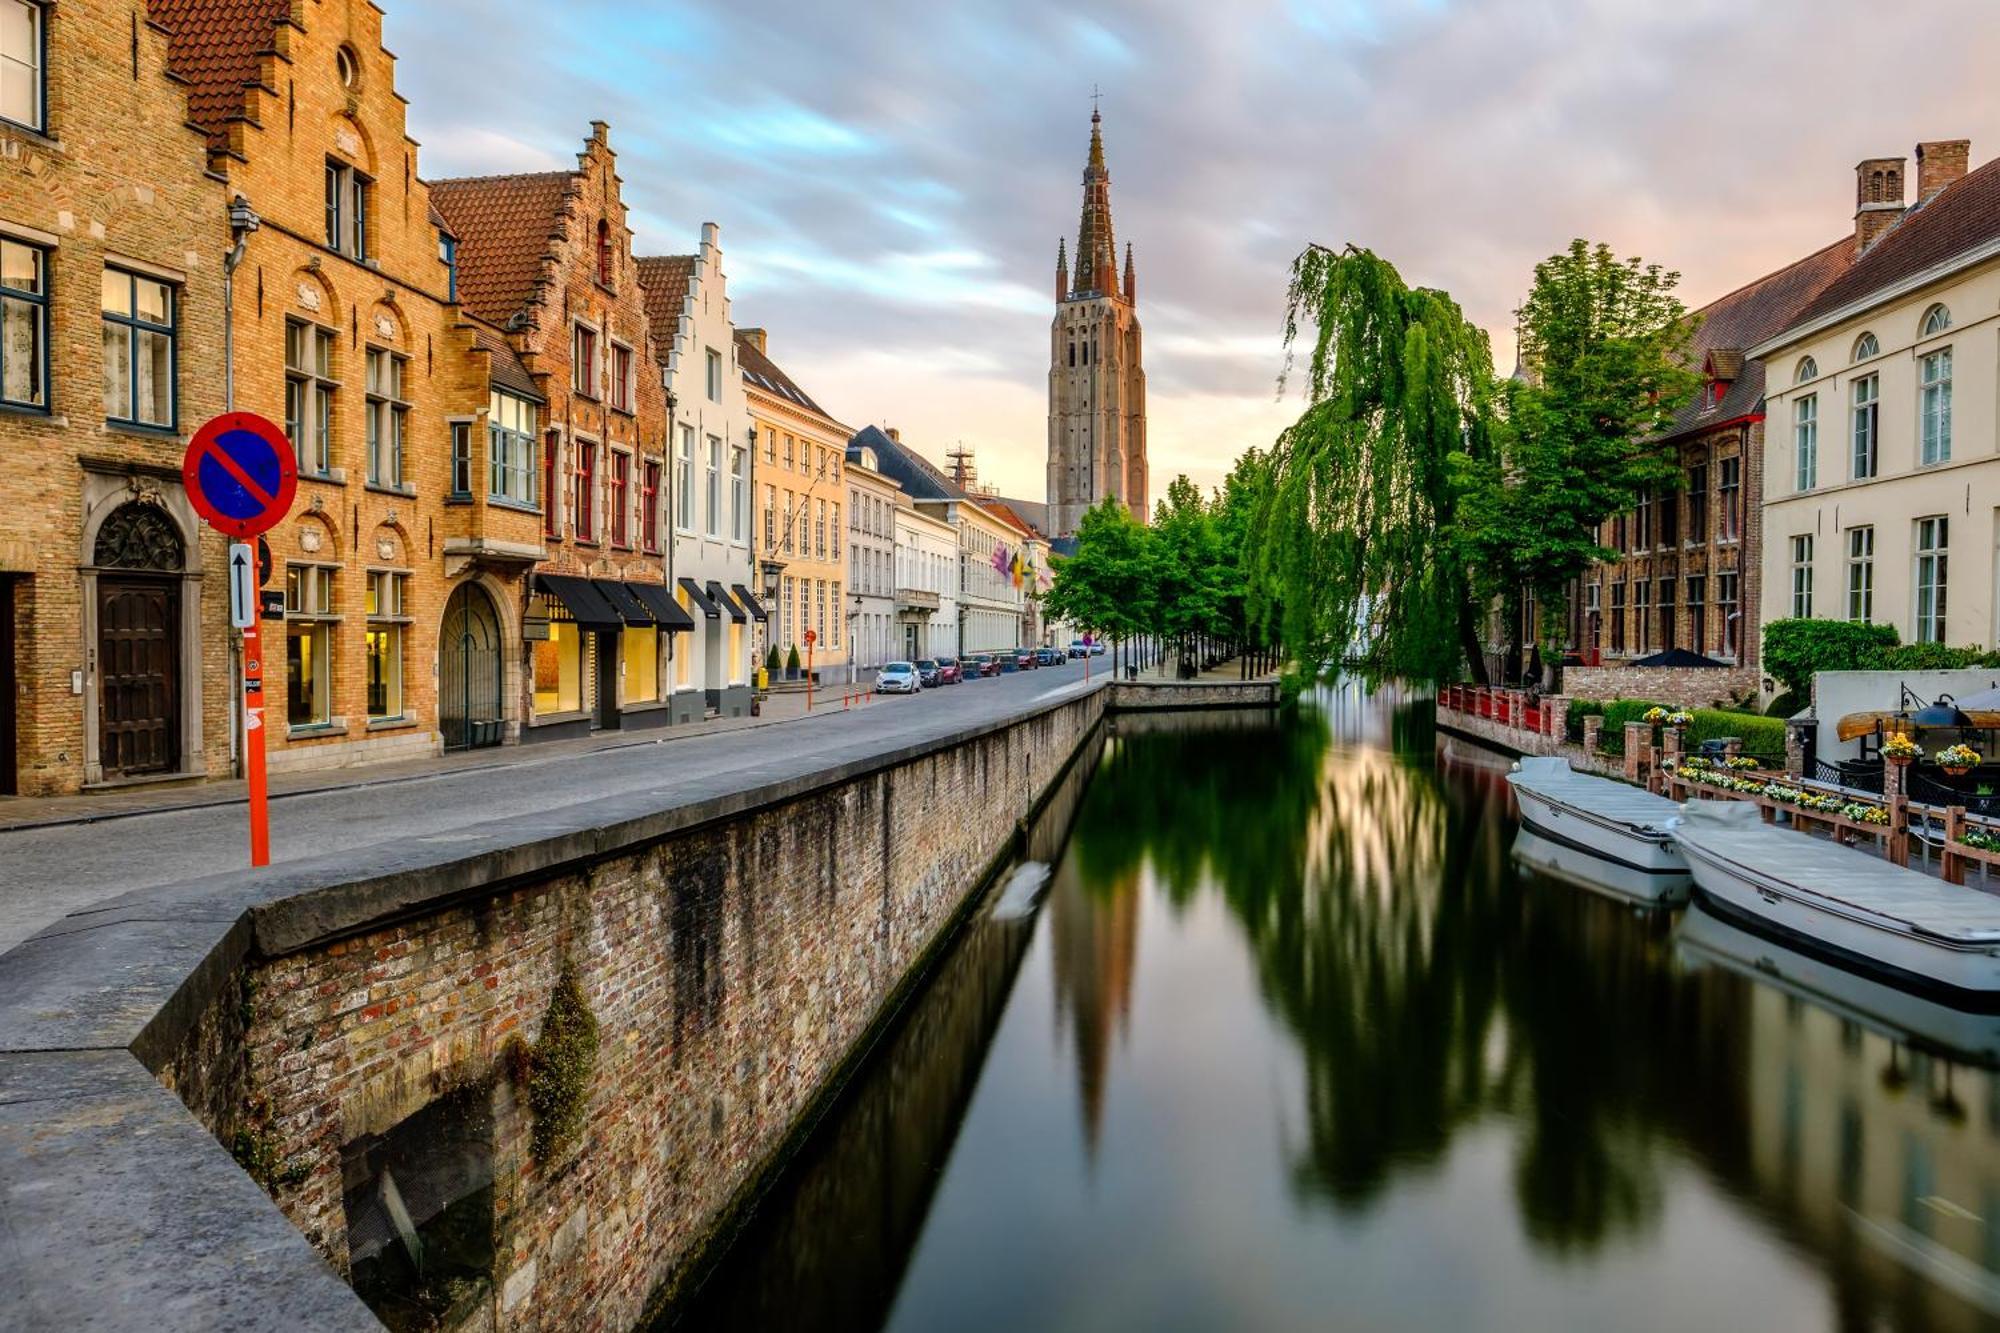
[1567, 698, 1785, 763]
[1763, 616, 2000, 696]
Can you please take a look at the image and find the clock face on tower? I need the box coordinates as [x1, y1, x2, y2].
[1047, 106, 1146, 538]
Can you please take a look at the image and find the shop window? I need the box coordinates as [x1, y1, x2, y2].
[286, 563, 339, 727]
[366, 571, 409, 719]
[532, 597, 584, 715]
[623, 626, 658, 704]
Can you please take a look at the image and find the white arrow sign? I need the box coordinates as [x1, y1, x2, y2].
[229, 541, 255, 630]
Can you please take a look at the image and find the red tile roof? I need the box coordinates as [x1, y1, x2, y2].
[469, 322, 542, 402]
[1780, 154, 2000, 335]
[735, 333, 831, 419]
[1659, 236, 1854, 441]
[149, 0, 293, 153]
[428, 171, 576, 326]
[635, 255, 697, 367]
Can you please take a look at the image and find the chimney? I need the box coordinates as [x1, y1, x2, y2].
[1916, 139, 1970, 203]
[885, 426, 901, 443]
[739, 327, 766, 354]
[1854, 156, 1906, 254]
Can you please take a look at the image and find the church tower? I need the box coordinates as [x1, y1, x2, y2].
[1048, 105, 1147, 535]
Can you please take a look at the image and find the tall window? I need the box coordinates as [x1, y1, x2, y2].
[1686, 463, 1707, 544]
[365, 570, 408, 720]
[1920, 347, 1952, 465]
[573, 440, 598, 541]
[1850, 374, 1878, 479]
[285, 564, 337, 727]
[0, 237, 46, 408]
[1790, 534, 1814, 618]
[1658, 488, 1677, 548]
[704, 434, 721, 537]
[1719, 457, 1741, 541]
[782, 490, 795, 553]
[487, 391, 537, 506]
[440, 233, 458, 304]
[1914, 516, 1948, 643]
[1633, 492, 1652, 550]
[832, 582, 842, 647]
[102, 269, 175, 428]
[831, 501, 841, 559]
[449, 421, 472, 498]
[675, 425, 694, 530]
[1634, 580, 1651, 654]
[1717, 572, 1740, 658]
[1793, 394, 1817, 491]
[641, 460, 661, 553]
[324, 161, 369, 260]
[541, 431, 560, 538]
[1657, 578, 1675, 651]
[364, 349, 408, 488]
[1, 1, 45, 131]
[285, 321, 336, 475]
[572, 325, 599, 398]
[1846, 526, 1874, 623]
[729, 446, 746, 542]
[815, 498, 827, 557]
[763, 484, 776, 550]
[763, 426, 775, 465]
[784, 434, 795, 469]
[608, 343, 633, 413]
[705, 347, 722, 402]
[595, 219, 614, 287]
[609, 450, 630, 547]
[1686, 576, 1705, 652]
[1609, 581, 1625, 653]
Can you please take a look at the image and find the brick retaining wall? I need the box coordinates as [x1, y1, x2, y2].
[1562, 664, 1760, 709]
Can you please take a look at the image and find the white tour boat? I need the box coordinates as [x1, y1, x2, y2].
[1673, 799, 2000, 1011]
[1505, 757, 1690, 904]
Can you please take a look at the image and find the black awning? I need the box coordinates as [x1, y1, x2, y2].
[592, 578, 655, 626]
[630, 581, 696, 632]
[535, 574, 622, 632]
[677, 577, 721, 619]
[707, 581, 748, 622]
[730, 584, 770, 623]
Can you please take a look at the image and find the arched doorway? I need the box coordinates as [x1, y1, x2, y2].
[439, 583, 504, 750]
[93, 504, 184, 778]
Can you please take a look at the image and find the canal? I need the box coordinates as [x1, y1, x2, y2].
[667, 689, 2000, 1332]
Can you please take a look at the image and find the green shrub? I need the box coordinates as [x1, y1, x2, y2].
[1762, 618, 1899, 698]
[786, 644, 802, 671]
[1863, 642, 2000, 672]
[1565, 699, 1603, 744]
[1688, 708, 1785, 765]
[1583, 699, 1669, 755]
[1764, 690, 1801, 718]
[764, 645, 782, 672]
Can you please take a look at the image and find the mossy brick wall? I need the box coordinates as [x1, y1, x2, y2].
[200, 691, 1103, 1331]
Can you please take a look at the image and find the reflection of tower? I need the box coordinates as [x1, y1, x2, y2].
[1049, 863, 1142, 1153]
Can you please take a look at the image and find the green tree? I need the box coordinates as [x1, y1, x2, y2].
[1250, 244, 1496, 686]
[1458, 241, 1699, 658]
[1152, 475, 1228, 672]
[1043, 497, 1157, 652]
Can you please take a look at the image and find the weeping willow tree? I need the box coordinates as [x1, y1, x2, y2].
[1249, 244, 1497, 686]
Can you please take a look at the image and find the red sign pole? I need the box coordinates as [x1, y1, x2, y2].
[242, 616, 270, 866]
[805, 628, 817, 712]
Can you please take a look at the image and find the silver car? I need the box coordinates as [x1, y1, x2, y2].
[876, 661, 921, 694]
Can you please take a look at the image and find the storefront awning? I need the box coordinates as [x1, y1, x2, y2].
[592, 578, 655, 626]
[707, 581, 748, 622]
[535, 574, 622, 632]
[630, 581, 696, 632]
[677, 577, 721, 619]
[730, 584, 770, 623]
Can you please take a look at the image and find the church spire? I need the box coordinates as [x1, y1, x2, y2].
[1122, 242, 1135, 303]
[1073, 102, 1117, 298]
[1056, 237, 1069, 303]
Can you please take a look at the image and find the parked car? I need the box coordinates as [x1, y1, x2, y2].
[997, 652, 1019, 673]
[1035, 647, 1061, 666]
[915, 658, 942, 687]
[1068, 640, 1091, 658]
[1015, 650, 1038, 670]
[876, 661, 921, 694]
[1089, 641, 1107, 656]
[935, 656, 963, 684]
[973, 654, 1001, 677]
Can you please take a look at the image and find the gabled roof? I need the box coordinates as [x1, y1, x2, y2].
[469, 322, 542, 402]
[149, 0, 292, 153]
[1780, 154, 2000, 336]
[982, 501, 1040, 541]
[736, 334, 829, 419]
[635, 255, 698, 367]
[1657, 236, 1854, 441]
[428, 171, 576, 326]
[995, 497, 1050, 537]
[849, 426, 964, 502]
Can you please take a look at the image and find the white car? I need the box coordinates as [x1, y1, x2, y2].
[876, 661, 921, 694]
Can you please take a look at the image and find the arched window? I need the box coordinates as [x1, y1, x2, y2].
[336, 46, 359, 89]
[1852, 332, 1879, 362]
[596, 220, 613, 287]
[1794, 356, 1819, 384]
[1922, 303, 1952, 337]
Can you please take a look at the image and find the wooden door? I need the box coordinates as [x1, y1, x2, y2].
[98, 577, 179, 777]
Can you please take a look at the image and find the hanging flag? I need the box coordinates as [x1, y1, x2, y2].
[990, 543, 1010, 576]
[1010, 550, 1024, 589]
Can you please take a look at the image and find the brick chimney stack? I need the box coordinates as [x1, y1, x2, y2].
[1916, 139, 1971, 203]
[885, 426, 901, 443]
[739, 327, 767, 354]
[1854, 156, 1906, 254]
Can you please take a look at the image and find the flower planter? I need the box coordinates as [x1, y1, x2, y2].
[1944, 764, 1974, 778]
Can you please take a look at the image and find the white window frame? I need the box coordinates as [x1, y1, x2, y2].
[1846, 525, 1874, 623]
[1850, 373, 1878, 480]
[1920, 347, 1952, 465]
[729, 445, 747, 543]
[487, 391, 538, 506]
[704, 433, 722, 537]
[1790, 534, 1814, 618]
[1793, 393, 1817, 491]
[675, 424, 695, 532]
[1915, 516, 1949, 643]
[0, 1, 46, 133]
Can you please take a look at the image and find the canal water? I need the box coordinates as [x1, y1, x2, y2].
[669, 689, 2000, 1332]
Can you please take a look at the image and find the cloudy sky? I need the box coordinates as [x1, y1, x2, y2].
[387, 0, 2000, 499]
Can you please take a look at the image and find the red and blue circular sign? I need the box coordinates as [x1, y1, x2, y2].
[181, 412, 298, 538]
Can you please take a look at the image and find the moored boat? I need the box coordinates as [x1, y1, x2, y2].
[1673, 799, 2000, 1011]
[1505, 757, 1690, 903]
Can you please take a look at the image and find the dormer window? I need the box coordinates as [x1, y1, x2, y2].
[1794, 356, 1818, 384]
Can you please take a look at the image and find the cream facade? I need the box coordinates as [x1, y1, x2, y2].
[1757, 144, 2000, 656]
[846, 445, 902, 674]
[893, 504, 958, 661]
[953, 499, 1026, 653]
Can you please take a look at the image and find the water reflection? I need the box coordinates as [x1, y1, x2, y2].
[669, 692, 2000, 1332]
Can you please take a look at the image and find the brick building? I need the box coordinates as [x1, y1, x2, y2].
[1574, 236, 1854, 671]
[0, 0, 232, 796]
[152, 0, 541, 772]
[739, 327, 843, 679]
[432, 125, 688, 743]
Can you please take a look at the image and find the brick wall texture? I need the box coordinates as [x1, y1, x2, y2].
[171, 692, 1106, 1331]
[1563, 663, 1762, 709]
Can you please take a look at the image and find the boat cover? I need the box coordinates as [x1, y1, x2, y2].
[1675, 799, 2000, 945]
[1507, 757, 1682, 833]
